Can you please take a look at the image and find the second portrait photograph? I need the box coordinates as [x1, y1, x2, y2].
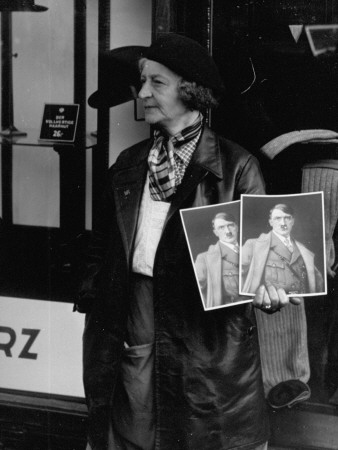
[180, 201, 253, 310]
[240, 192, 327, 298]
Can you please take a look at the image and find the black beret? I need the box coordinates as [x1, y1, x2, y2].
[88, 46, 146, 109]
[88, 34, 224, 109]
[145, 33, 224, 96]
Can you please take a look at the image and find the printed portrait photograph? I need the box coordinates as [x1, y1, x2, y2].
[180, 201, 253, 311]
[240, 192, 327, 298]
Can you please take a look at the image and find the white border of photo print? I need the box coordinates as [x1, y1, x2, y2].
[239, 192, 327, 298]
[180, 200, 253, 311]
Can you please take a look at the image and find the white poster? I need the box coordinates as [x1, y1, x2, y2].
[0, 297, 85, 398]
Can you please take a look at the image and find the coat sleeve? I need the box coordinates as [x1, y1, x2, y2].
[315, 265, 325, 292]
[240, 239, 256, 294]
[236, 155, 266, 196]
[241, 239, 254, 266]
[195, 253, 207, 289]
[74, 172, 115, 313]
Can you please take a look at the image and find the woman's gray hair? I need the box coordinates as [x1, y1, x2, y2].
[178, 80, 219, 111]
[138, 57, 219, 111]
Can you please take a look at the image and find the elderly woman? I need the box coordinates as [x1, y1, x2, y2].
[76, 33, 290, 450]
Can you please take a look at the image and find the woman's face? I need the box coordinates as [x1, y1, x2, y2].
[138, 59, 191, 133]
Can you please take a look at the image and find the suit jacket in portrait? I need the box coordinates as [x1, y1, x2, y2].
[195, 241, 242, 308]
[241, 231, 324, 295]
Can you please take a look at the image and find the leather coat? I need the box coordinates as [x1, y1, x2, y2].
[76, 126, 270, 450]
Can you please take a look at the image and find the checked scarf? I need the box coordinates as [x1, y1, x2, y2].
[148, 114, 203, 201]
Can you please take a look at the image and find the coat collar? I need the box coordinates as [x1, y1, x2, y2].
[111, 140, 151, 266]
[112, 126, 223, 264]
[164, 125, 223, 227]
[112, 125, 223, 176]
[191, 125, 223, 178]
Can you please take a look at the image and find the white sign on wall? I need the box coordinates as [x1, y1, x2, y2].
[0, 297, 85, 398]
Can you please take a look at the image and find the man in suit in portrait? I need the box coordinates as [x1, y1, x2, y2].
[241, 203, 324, 296]
[241, 202, 324, 397]
[195, 212, 244, 309]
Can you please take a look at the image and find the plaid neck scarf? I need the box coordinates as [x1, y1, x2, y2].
[148, 114, 203, 201]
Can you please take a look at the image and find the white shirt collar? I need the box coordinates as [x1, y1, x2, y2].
[272, 230, 292, 245]
[220, 241, 239, 253]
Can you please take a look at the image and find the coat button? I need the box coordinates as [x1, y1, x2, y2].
[247, 326, 255, 337]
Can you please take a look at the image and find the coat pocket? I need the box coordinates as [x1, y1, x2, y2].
[265, 259, 286, 285]
[120, 342, 154, 412]
[112, 342, 155, 449]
